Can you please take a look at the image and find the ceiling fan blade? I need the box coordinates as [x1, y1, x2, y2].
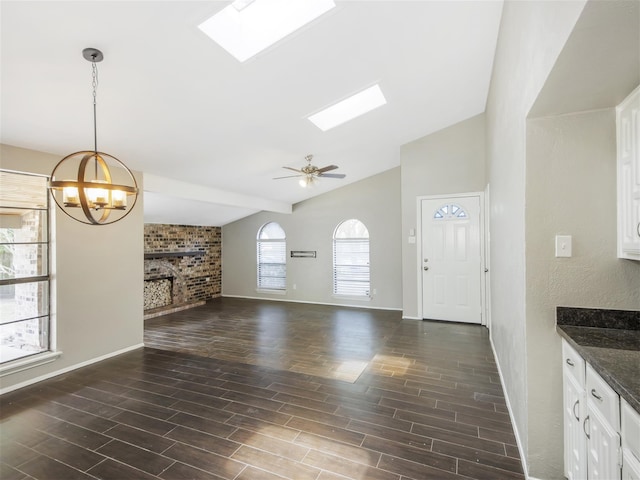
[316, 165, 339, 173]
[283, 166, 304, 173]
[318, 173, 346, 179]
[273, 174, 303, 180]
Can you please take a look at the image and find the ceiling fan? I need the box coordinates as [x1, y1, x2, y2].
[273, 155, 346, 188]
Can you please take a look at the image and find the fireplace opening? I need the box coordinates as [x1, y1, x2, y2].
[144, 276, 173, 311]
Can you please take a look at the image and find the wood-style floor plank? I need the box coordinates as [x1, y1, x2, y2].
[0, 297, 524, 479]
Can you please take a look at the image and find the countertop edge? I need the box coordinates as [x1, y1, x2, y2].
[557, 326, 640, 414]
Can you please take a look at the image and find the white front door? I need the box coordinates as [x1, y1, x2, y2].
[420, 195, 482, 323]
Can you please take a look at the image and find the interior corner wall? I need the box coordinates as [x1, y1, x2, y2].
[484, 1, 586, 478]
[0, 143, 144, 393]
[525, 108, 640, 478]
[399, 113, 486, 319]
[222, 168, 402, 310]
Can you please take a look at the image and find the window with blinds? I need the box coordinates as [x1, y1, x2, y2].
[257, 222, 286, 290]
[333, 219, 370, 297]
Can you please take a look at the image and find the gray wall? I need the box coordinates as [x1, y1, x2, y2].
[400, 113, 486, 318]
[486, 0, 640, 478]
[0, 143, 144, 392]
[222, 168, 402, 310]
[485, 1, 586, 477]
[525, 108, 640, 476]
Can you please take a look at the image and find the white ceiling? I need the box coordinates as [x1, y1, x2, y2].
[1, 1, 503, 226]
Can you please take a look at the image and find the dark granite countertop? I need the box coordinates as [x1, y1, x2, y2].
[556, 307, 640, 414]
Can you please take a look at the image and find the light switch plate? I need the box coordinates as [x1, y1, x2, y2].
[555, 235, 572, 257]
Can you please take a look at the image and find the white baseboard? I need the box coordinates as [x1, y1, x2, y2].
[489, 336, 530, 480]
[221, 294, 402, 312]
[0, 343, 144, 396]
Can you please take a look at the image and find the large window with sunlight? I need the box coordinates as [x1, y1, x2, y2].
[257, 222, 286, 291]
[333, 219, 370, 297]
[0, 170, 50, 364]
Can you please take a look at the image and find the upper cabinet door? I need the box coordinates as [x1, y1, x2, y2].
[617, 84, 640, 260]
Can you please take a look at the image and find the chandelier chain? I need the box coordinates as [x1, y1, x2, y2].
[91, 60, 99, 156]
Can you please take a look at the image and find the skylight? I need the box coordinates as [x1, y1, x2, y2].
[198, 0, 336, 62]
[307, 84, 387, 131]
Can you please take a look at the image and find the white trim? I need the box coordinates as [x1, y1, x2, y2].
[401, 315, 422, 320]
[489, 336, 529, 479]
[484, 183, 492, 331]
[416, 192, 487, 325]
[255, 288, 287, 295]
[0, 343, 144, 396]
[222, 294, 401, 312]
[0, 350, 62, 378]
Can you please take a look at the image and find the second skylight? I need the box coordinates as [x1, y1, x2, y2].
[308, 85, 387, 131]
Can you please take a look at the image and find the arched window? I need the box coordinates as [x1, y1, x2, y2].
[257, 222, 286, 290]
[333, 219, 370, 297]
[433, 203, 467, 220]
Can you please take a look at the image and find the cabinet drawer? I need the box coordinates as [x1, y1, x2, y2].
[562, 340, 585, 385]
[622, 399, 640, 460]
[586, 363, 620, 429]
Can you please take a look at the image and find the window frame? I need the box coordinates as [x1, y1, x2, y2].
[256, 222, 287, 292]
[332, 219, 370, 298]
[0, 169, 52, 367]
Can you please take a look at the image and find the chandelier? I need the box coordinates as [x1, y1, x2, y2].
[49, 48, 138, 225]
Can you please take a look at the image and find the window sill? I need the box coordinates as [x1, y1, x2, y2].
[256, 288, 287, 295]
[332, 294, 372, 302]
[0, 350, 63, 377]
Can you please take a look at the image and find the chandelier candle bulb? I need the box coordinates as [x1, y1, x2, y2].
[62, 185, 79, 206]
[112, 189, 127, 208]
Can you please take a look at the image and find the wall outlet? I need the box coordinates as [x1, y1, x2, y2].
[293, 284, 297, 290]
[373, 288, 377, 295]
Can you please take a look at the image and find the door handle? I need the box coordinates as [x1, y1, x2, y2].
[423, 266, 429, 271]
[572, 399, 580, 421]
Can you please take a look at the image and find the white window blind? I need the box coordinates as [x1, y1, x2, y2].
[257, 222, 286, 290]
[333, 219, 370, 297]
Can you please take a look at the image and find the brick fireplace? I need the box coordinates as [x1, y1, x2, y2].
[143, 224, 221, 319]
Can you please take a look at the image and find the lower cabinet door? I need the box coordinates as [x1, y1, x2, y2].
[587, 404, 622, 480]
[565, 373, 588, 479]
[622, 449, 640, 480]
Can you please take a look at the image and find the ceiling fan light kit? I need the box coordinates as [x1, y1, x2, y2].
[274, 154, 345, 188]
[49, 48, 139, 225]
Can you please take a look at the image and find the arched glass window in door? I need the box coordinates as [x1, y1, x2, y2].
[257, 222, 286, 290]
[333, 219, 370, 297]
[433, 203, 468, 220]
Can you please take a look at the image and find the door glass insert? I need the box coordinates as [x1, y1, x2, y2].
[434, 203, 467, 220]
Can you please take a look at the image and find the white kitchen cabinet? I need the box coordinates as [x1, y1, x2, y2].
[617, 84, 640, 261]
[585, 363, 621, 480]
[561, 339, 627, 479]
[623, 450, 640, 480]
[622, 399, 640, 480]
[563, 341, 588, 479]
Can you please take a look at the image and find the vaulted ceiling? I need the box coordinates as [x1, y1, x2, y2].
[1, 1, 503, 225]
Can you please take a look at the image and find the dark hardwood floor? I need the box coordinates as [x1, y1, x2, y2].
[1, 297, 524, 479]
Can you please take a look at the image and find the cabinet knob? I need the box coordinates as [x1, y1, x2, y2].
[423, 266, 429, 271]
[565, 358, 575, 367]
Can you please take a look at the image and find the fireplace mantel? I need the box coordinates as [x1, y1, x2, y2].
[144, 251, 202, 259]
